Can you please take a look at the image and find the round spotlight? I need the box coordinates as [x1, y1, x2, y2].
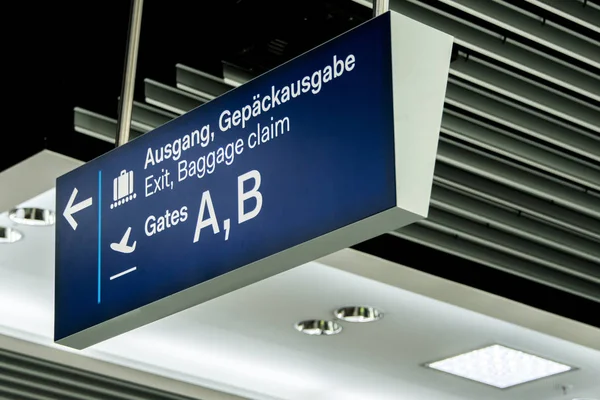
[0, 226, 23, 244]
[294, 320, 342, 336]
[9, 207, 55, 226]
[334, 306, 383, 323]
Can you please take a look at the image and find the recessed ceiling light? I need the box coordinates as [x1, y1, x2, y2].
[9, 207, 56, 226]
[294, 320, 342, 336]
[426, 344, 572, 389]
[0, 226, 23, 243]
[334, 306, 383, 323]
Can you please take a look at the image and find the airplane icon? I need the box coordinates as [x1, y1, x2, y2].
[110, 227, 137, 254]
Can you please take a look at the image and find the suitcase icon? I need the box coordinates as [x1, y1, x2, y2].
[113, 170, 134, 202]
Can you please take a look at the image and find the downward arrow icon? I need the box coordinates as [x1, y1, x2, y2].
[64, 188, 93, 231]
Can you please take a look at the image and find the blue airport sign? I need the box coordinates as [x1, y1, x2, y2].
[55, 11, 452, 348]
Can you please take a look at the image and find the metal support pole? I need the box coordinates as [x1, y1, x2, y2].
[115, 0, 144, 147]
[372, 0, 389, 17]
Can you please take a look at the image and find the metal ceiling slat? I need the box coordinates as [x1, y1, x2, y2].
[0, 385, 55, 400]
[393, 224, 600, 303]
[450, 56, 600, 133]
[431, 0, 600, 69]
[462, 43, 600, 102]
[431, 184, 600, 263]
[587, 0, 600, 11]
[222, 62, 254, 87]
[74, 106, 162, 144]
[504, 35, 600, 80]
[0, 369, 103, 400]
[0, 377, 71, 400]
[445, 82, 600, 163]
[437, 139, 600, 219]
[393, 0, 600, 101]
[443, 107, 600, 173]
[130, 101, 177, 132]
[75, 101, 175, 142]
[441, 112, 600, 190]
[434, 163, 600, 242]
[497, 0, 600, 45]
[176, 64, 232, 100]
[544, 19, 599, 45]
[521, 0, 600, 34]
[0, 361, 145, 400]
[144, 79, 205, 115]
[115, 98, 178, 132]
[400, 0, 505, 38]
[0, 349, 200, 400]
[452, 49, 600, 111]
[447, 77, 599, 143]
[74, 107, 145, 143]
[73, 107, 121, 143]
[423, 208, 600, 284]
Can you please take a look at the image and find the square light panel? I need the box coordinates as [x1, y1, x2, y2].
[427, 344, 572, 389]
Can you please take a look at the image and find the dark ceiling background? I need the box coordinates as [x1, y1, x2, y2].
[6, 0, 599, 328]
[5, 0, 370, 171]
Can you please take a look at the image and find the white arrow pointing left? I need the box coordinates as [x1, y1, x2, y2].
[63, 188, 93, 231]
